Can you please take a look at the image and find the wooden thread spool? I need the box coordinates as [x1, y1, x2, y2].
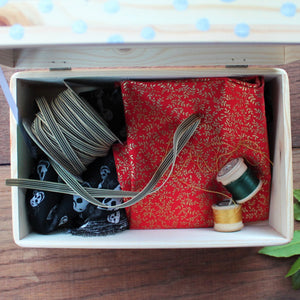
[212, 199, 243, 232]
[216, 157, 262, 204]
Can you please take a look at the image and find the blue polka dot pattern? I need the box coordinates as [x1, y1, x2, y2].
[173, 0, 188, 11]
[38, 0, 53, 13]
[107, 34, 124, 43]
[141, 27, 155, 40]
[281, 2, 297, 17]
[9, 24, 24, 40]
[234, 23, 250, 38]
[196, 18, 210, 31]
[0, 0, 8, 7]
[72, 20, 88, 34]
[104, 0, 120, 14]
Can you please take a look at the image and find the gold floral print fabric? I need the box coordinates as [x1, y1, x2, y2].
[113, 77, 271, 229]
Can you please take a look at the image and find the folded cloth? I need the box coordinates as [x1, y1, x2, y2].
[113, 77, 271, 229]
[26, 151, 129, 235]
[79, 82, 127, 142]
[26, 83, 129, 236]
[26, 157, 63, 234]
[70, 150, 129, 236]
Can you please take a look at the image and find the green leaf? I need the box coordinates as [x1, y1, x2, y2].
[295, 203, 300, 221]
[292, 269, 300, 290]
[286, 257, 300, 277]
[294, 190, 300, 202]
[258, 230, 300, 257]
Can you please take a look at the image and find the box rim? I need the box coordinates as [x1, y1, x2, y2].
[9, 66, 294, 248]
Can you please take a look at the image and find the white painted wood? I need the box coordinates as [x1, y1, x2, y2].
[10, 67, 293, 248]
[0, 0, 299, 68]
[267, 69, 293, 239]
[0, 0, 299, 45]
[15, 226, 290, 249]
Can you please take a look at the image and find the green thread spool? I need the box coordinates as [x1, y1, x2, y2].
[216, 158, 262, 204]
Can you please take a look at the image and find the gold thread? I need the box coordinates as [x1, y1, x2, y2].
[212, 205, 242, 225]
[169, 133, 272, 200]
[132, 119, 272, 208]
[178, 178, 230, 199]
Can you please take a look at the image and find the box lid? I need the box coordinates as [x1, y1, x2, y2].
[0, 0, 300, 68]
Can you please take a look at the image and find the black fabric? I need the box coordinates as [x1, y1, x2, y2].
[26, 151, 129, 236]
[70, 150, 129, 236]
[26, 157, 63, 234]
[79, 83, 127, 142]
[26, 81, 128, 236]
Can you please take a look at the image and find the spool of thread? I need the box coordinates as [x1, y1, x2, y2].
[212, 199, 243, 232]
[216, 157, 262, 204]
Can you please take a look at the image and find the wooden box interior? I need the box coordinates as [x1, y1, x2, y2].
[10, 67, 293, 248]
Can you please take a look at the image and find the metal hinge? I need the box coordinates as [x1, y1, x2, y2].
[49, 67, 72, 71]
[225, 65, 248, 68]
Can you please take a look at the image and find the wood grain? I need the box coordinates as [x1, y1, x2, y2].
[0, 66, 16, 164]
[282, 61, 300, 148]
[293, 149, 300, 189]
[3, 45, 292, 69]
[1, 162, 300, 299]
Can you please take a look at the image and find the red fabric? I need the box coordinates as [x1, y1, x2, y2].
[113, 77, 271, 229]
